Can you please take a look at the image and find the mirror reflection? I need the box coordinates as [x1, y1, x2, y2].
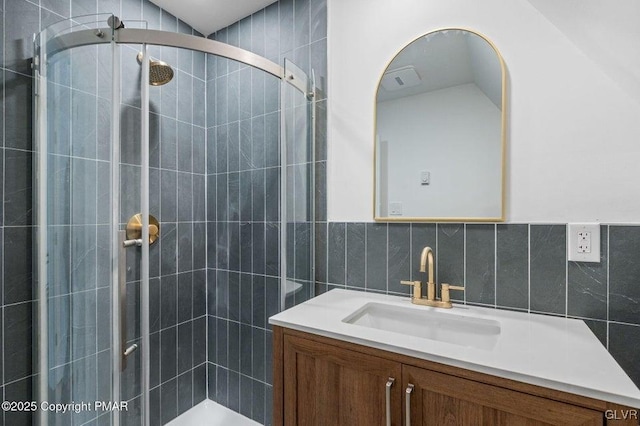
[375, 29, 505, 221]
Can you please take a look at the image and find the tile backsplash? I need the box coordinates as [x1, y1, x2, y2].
[315, 222, 640, 388]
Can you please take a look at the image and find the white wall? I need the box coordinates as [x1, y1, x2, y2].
[327, 0, 640, 223]
[378, 84, 501, 218]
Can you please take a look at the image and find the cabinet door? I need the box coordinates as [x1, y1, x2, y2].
[403, 365, 603, 426]
[283, 335, 403, 426]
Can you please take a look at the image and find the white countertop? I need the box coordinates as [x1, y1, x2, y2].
[269, 289, 640, 408]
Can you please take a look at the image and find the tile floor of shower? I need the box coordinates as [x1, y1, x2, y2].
[166, 400, 260, 426]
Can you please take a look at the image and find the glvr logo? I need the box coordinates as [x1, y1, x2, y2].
[95, 401, 129, 412]
[604, 409, 638, 421]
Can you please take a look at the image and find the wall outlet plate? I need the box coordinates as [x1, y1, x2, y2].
[567, 223, 600, 262]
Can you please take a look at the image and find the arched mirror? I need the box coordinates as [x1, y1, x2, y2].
[374, 28, 506, 221]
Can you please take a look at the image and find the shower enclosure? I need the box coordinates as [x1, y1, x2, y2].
[33, 14, 315, 426]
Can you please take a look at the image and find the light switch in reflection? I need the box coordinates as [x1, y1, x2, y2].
[421, 171, 430, 185]
[390, 202, 403, 216]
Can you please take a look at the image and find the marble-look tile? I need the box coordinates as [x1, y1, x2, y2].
[366, 223, 387, 291]
[496, 224, 529, 310]
[252, 223, 266, 275]
[251, 68, 266, 118]
[177, 272, 193, 323]
[177, 322, 193, 375]
[177, 121, 192, 173]
[193, 175, 206, 222]
[216, 174, 228, 222]
[228, 272, 241, 322]
[160, 377, 178, 424]
[388, 224, 411, 294]
[265, 168, 280, 221]
[73, 353, 99, 423]
[346, 223, 366, 288]
[240, 323, 253, 376]
[177, 370, 193, 416]
[410, 224, 436, 282]
[568, 225, 608, 320]
[465, 224, 495, 305]
[252, 169, 266, 222]
[609, 226, 640, 325]
[193, 317, 206, 366]
[228, 121, 240, 173]
[530, 225, 566, 315]
[265, 223, 280, 276]
[609, 322, 640, 387]
[252, 327, 266, 382]
[582, 319, 607, 348]
[4, 227, 33, 304]
[160, 275, 177, 329]
[436, 224, 464, 293]
[4, 302, 32, 383]
[191, 269, 207, 319]
[315, 223, 328, 284]
[4, 71, 33, 152]
[315, 161, 327, 222]
[160, 116, 177, 171]
[228, 321, 240, 372]
[160, 170, 177, 222]
[294, 223, 312, 282]
[71, 290, 97, 360]
[177, 172, 193, 222]
[193, 364, 207, 404]
[252, 115, 266, 169]
[160, 223, 177, 276]
[265, 112, 280, 168]
[328, 222, 346, 285]
[228, 221, 241, 272]
[177, 223, 193, 272]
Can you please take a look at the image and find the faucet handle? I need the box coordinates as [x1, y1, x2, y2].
[400, 280, 422, 300]
[441, 283, 464, 304]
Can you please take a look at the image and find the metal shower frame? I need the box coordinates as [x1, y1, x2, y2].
[34, 16, 315, 426]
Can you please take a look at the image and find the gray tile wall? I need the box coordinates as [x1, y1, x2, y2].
[315, 222, 640, 388]
[205, 0, 327, 424]
[2, 1, 207, 425]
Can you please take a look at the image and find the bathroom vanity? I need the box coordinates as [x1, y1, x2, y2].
[270, 290, 640, 425]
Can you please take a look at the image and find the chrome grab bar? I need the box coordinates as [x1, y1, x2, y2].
[119, 230, 140, 370]
[386, 378, 395, 426]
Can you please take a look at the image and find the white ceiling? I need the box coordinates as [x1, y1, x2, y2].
[150, 0, 276, 36]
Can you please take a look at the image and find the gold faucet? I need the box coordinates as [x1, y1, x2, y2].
[419, 246, 436, 301]
[401, 246, 465, 309]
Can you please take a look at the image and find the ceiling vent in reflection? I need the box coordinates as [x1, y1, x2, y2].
[381, 66, 421, 91]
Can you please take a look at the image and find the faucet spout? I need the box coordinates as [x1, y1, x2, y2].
[419, 247, 435, 300]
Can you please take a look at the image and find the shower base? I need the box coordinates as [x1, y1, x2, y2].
[166, 399, 260, 426]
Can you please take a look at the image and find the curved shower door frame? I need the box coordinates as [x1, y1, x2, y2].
[36, 19, 315, 426]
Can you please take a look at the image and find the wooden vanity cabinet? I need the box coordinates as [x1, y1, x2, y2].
[403, 365, 601, 426]
[273, 326, 638, 426]
[280, 333, 402, 425]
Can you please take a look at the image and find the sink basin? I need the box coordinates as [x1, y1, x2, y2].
[343, 302, 501, 350]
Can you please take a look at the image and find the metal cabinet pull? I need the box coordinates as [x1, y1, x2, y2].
[405, 384, 414, 426]
[385, 378, 395, 426]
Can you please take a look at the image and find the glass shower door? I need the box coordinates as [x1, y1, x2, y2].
[281, 59, 315, 309]
[34, 15, 150, 426]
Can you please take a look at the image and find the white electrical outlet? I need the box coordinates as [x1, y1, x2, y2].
[577, 231, 591, 253]
[568, 224, 600, 262]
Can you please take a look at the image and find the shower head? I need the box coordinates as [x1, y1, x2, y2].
[136, 52, 174, 86]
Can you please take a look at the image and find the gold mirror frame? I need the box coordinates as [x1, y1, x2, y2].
[373, 28, 507, 222]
